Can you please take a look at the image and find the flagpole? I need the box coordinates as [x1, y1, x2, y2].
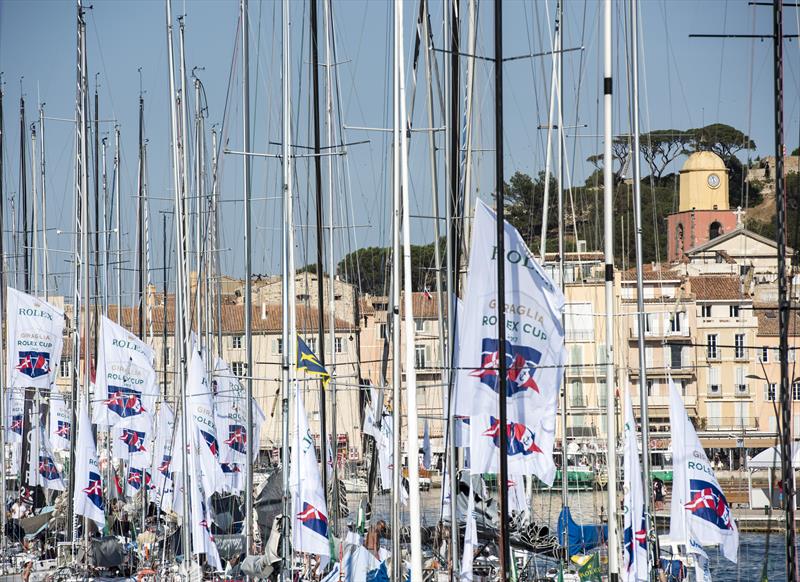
[0, 74, 6, 551]
[602, 0, 620, 578]
[628, 0, 655, 576]
[493, 0, 511, 579]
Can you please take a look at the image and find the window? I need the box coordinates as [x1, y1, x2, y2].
[571, 381, 586, 407]
[730, 305, 740, 318]
[793, 382, 800, 401]
[379, 323, 387, 340]
[165, 347, 172, 366]
[414, 345, 427, 369]
[670, 312, 684, 333]
[709, 221, 722, 239]
[735, 367, 747, 395]
[415, 319, 425, 332]
[734, 401, 750, 428]
[232, 335, 243, 349]
[760, 347, 769, 363]
[59, 358, 71, 378]
[570, 345, 584, 375]
[734, 334, 746, 359]
[708, 367, 721, 395]
[701, 305, 712, 318]
[681, 380, 688, 397]
[232, 361, 248, 378]
[565, 303, 594, 341]
[297, 293, 310, 301]
[646, 379, 655, 397]
[706, 334, 719, 360]
[275, 338, 283, 355]
[670, 344, 684, 369]
[766, 383, 777, 401]
[335, 337, 343, 353]
[707, 402, 722, 428]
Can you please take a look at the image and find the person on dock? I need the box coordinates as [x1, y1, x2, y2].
[653, 477, 665, 511]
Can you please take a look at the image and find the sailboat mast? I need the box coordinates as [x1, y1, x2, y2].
[628, 0, 654, 574]
[30, 122, 38, 295]
[113, 124, 121, 319]
[240, 0, 256, 553]
[390, 8, 403, 578]
[100, 136, 108, 313]
[309, 0, 329, 518]
[38, 105, 49, 300]
[602, 0, 620, 578]
[19, 95, 29, 292]
[772, 0, 796, 578]
[280, 0, 295, 576]
[165, 0, 191, 565]
[137, 95, 145, 337]
[396, 2, 424, 578]
[0, 75, 7, 548]
[93, 84, 99, 350]
[493, 0, 512, 578]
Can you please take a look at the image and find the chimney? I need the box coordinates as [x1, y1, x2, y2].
[261, 302, 267, 320]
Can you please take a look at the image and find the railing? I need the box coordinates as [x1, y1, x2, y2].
[702, 417, 759, 431]
[707, 386, 722, 398]
[734, 384, 751, 397]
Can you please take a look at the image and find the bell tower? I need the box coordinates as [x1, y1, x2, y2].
[667, 151, 738, 263]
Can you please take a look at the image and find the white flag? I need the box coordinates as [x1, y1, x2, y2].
[125, 466, 155, 498]
[73, 399, 106, 530]
[5, 287, 64, 389]
[213, 358, 265, 465]
[622, 389, 648, 582]
[668, 377, 738, 563]
[454, 201, 564, 484]
[93, 316, 157, 427]
[49, 390, 72, 451]
[186, 349, 224, 496]
[6, 387, 24, 444]
[290, 387, 330, 558]
[460, 480, 477, 582]
[469, 414, 556, 483]
[34, 427, 65, 491]
[111, 412, 152, 465]
[189, 426, 222, 570]
[507, 475, 527, 515]
[150, 404, 176, 511]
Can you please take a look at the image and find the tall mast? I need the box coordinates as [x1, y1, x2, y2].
[240, 0, 256, 553]
[100, 136, 108, 313]
[538, 19, 558, 260]
[38, 105, 49, 300]
[165, 0, 191, 565]
[396, 0, 423, 576]
[628, 0, 654, 576]
[390, 7, 402, 578]
[602, 0, 620, 579]
[0, 72, 7, 547]
[280, 0, 295, 577]
[309, 0, 329, 517]
[772, 0, 796, 578]
[137, 95, 145, 337]
[30, 121, 38, 295]
[113, 124, 121, 320]
[322, 0, 339, 530]
[93, 83, 99, 349]
[19, 95, 29, 292]
[444, 0, 460, 572]
[493, 0, 511, 579]
[66, 1, 89, 541]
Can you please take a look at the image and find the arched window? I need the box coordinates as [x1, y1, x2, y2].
[709, 221, 722, 240]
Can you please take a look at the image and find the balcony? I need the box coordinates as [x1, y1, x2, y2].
[707, 385, 722, 398]
[734, 384, 751, 398]
[702, 417, 760, 431]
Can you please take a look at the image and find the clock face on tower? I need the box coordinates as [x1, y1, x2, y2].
[707, 173, 721, 189]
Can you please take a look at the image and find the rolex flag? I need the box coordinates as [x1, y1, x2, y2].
[73, 399, 106, 529]
[456, 200, 564, 485]
[5, 287, 64, 389]
[622, 389, 648, 582]
[290, 386, 330, 558]
[93, 316, 157, 427]
[150, 404, 176, 512]
[111, 412, 152, 465]
[668, 377, 738, 562]
[186, 348, 224, 497]
[49, 389, 72, 451]
[213, 358, 266, 466]
[189, 425, 222, 570]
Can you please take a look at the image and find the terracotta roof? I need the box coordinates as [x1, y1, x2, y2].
[406, 291, 440, 318]
[620, 267, 682, 281]
[689, 276, 746, 301]
[359, 297, 376, 316]
[756, 305, 800, 336]
[543, 251, 604, 262]
[105, 303, 356, 335]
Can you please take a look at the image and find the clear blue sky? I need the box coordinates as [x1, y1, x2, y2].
[1, 0, 798, 301]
